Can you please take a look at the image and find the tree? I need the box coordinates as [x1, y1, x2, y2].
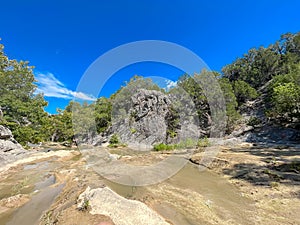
[94, 97, 112, 133]
[233, 80, 258, 105]
[218, 78, 240, 132]
[177, 73, 210, 132]
[0, 41, 48, 145]
[269, 64, 300, 122]
[272, 82, 300, 121]
[222, 32, 300, 89]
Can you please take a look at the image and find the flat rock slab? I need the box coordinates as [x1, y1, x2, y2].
[78, 186, 170, 225]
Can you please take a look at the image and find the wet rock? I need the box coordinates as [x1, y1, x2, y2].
[77, 186, 170, 225]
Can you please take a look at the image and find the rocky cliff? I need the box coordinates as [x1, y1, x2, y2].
[0, 125, 27, 165]
[111, 89, 199, 148]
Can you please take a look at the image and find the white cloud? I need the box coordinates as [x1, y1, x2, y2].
[35, 72, 96, 101]
[165, 80, 177, 90]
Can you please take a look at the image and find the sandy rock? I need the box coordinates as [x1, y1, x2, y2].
[0, 194, 30, 208]
[77, 186, 170, 225]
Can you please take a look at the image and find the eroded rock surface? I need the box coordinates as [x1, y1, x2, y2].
[77, 186, 170, 225]
[111, 89, 199, 148]
[0, 125, 27, 165]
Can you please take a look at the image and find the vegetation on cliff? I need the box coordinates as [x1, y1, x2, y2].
[0, 31, 299, 146]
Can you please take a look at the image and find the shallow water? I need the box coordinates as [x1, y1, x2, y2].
[0, 150, 256, 225]
[0, 160, 63, 225]
[6, 184, 64, 225]
[104, 162, 255, 225]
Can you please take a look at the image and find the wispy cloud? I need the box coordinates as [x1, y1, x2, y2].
[165, 80, 177, 90]
[35, 72, 96, 101]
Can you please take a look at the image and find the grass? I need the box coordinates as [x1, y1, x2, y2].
[197, 137, 210, 148]
[108, 143, 127, 148]
[153, 138, 210, 151]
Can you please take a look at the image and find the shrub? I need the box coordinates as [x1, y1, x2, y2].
[247, 116, 261, 127]
[109, 134, 120, 144]
[153, 143, 174, 151]
[167, 129, 177, 138]
[176, 138, 197, 149]
[153, 139, 198, 151]
[197, 137, 210, 148]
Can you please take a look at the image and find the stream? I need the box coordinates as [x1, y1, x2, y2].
[0, 150, 256, 225]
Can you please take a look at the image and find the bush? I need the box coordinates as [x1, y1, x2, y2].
[109, 134, 120, 145]
[108, 134, 127, 148]
[197, 137, 210, 148]
[153, 139, 198, 151]
[176, 138, 197, 149]
[233, 80, 259, 105]
[153, 143, 175, 151]
[247, 116, 262, 126]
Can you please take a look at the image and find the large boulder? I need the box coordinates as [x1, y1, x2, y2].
[0, 125, 27, 165]
[111, 89, 199, 148]
[112, 89, 170, 148]
[77, 186, 170, 225]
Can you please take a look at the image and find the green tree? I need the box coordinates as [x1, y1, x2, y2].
[218, 78, 241, 132]
[177, 73, 210, 130]
[222, 32, 300, 89]
[233, 80, 258, 105]
[0, 41, 48, 145]
[94, 97, 112, 133]
[272, 82, 300, 121]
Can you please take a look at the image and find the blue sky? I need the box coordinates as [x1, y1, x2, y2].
[0, 0, 299, 114]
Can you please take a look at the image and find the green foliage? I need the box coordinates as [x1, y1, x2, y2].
[1, 32, 299, 146]
[272, 82, 300, 120]
[94, 97, 112, 133]
[222, 32, 300, 89]
[46, 106, 74, 143]
[177, 73, 210, 130]
[233, 80, 259, 105]
[267, 64, 300, 122]
[197, 137, 210, 148]
[176, 138, 198, 149]
[166, 106, 180, 139]
[218, 78, 241, 132]
[0, 41, 49, 144]
[108, 134, 126, 148]
[109, 134, 120, 145]
[130, 128, 137, 134]
[247, 116, 262, 127]
[111, 75, 162, 121]
[167, 129, 177, 138]
[153, 138, 199, 151]
[153, 143, 175, 151]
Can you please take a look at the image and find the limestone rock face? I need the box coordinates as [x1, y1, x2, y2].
[110, 88, 199, 149]
[0, 125, 12, 139]
[0, 125, 27, 165]
[111, 89, 200, 148]
[112, 89, 172, 148]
